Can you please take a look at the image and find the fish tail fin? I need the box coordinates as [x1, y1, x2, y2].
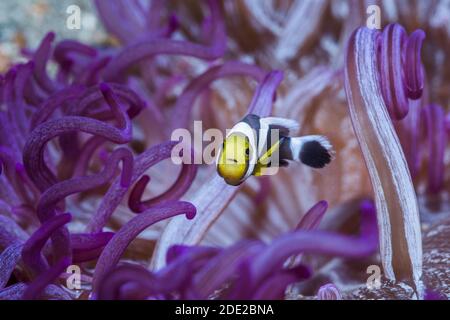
[286, 135, 334, 168]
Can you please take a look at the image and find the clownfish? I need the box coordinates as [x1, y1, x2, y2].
[216, 114, 334, 186]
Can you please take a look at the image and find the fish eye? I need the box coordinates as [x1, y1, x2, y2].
[245, 148, 249, 156]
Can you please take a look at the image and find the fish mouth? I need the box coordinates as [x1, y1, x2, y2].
[223, 177, 244, 186]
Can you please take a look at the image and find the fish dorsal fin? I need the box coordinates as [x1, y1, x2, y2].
[257, 117, 299, 157]
[260, 117, 299, 136]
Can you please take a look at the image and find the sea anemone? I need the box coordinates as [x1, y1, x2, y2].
[0, 0, 448, 300]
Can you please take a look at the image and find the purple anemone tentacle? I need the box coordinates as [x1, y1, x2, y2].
[14, 162, 41, 202]
[23, 116, 132, 191]
[296, 200, 328, 230]
[0, 176, 21, 206]
[250, 200, 378, 286]
[30, 85, 85, 130]
[0, 242, 24, 289]
[0, 112, 22, 161]
[23, 84, 132, 192]
[97, 248, 212, 300]
[21, 213, 72, 276]
[53, 39, 97, 64]
[404, 30, 425, 100]
[3, 68, 27, 150]
[128, 148, 197, 213]
[72, 136, 106, 178]
[87, 141, 196, 233]
[37, 147, 133, 222]
[23, 75, 47, 106]
[446, 112, 450, 135]
[32, 32, 61, 94]
[12, 62, 35, 135]
[35, 148, 132, 263]
[0, 283, 72, 300]
[422, 104, 447, 194]
[95, 264, 153, 300]
[75, 56, 111, 86]
[101, 0, 226, 81]
[71, 83, 145, 119]
[165, 244, 221, 265]
[0, 149, 19, 185]
[378, 24, 409, 120]
[191, 240, 265, 299]
[71, 232, 114, 263]
[22, 256, 71, 300]
[247, 71, 284, 117]
[396, 98, 423, 179]
[156, 246, 221, 298]
[170, 61, 267, 130]
[377, 24, 425, 120]
[252, 265, 311, 300]
[285, 200, 329, 267]
[94, 0, 144, 44]
[221, 259, 253, 300]
[424, 289, 446, 300]
[92, 201, 196, 292]
[0, 214, 28, 249]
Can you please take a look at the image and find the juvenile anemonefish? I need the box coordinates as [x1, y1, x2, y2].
[216, 114, 334, 186]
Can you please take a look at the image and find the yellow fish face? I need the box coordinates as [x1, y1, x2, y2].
[217, 134, 250, 185]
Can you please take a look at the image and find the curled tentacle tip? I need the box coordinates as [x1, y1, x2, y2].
[46, 31, 56, 41]
[405, 29, 426, 100]
[185, 207, 197, 220]
[128, 175, 150, 212]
